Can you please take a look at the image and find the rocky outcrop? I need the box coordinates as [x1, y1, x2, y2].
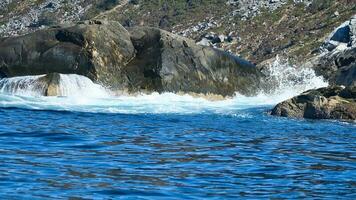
[0, 20, 264, 96]
[322, 15, 356, 51]
[316, 47, 355, 87]
[271, 86, 356, 120]
[306, 16, 356, 87]
[271, 15, 356, 121]
[1, 0, 354, 66]
[0, 20, 135, 88]
[126, 27, 263, 96]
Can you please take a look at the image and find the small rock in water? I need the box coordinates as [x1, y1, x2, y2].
[272, 86, 356, 120]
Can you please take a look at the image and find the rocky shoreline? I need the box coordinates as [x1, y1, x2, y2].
[0, 2, 355, 121]
[0, 20, 264, 97]
[0, 16, 355, 121]
[271, 16, 356, 121]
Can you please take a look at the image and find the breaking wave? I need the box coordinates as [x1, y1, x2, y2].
[0, 74, 110, 98]
[0, 58, 328, 114]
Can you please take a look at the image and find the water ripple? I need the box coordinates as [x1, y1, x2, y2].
[0, 107, 355, 199]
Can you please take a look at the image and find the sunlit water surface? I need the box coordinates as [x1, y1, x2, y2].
[0, 105, 355, 199]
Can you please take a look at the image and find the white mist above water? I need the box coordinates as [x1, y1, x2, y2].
[261, 56, 328, 100]
[0, 58, 328, 114]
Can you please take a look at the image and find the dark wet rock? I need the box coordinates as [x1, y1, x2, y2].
[271, 86, 356, 121]
[0, 21, 264, 96]
[0, 20, 135, 89]
[330, 25, 351, 44]
[124, 27, 263, 96]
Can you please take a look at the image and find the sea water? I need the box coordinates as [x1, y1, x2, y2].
[0, 60, 355, 199]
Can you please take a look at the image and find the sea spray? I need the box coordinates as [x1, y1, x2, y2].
[0, 75, 47, 96]
[259, 56, 328, 99]
[0, 74, 110, 98]
[57, 74, 110, 98]
[0, 59, 328, 114]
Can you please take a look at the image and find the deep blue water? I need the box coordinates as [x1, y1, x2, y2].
[0, 106, 355, 199]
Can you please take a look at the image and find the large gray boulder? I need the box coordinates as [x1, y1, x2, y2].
[271, 86, 356, 121]
[0, 20, 264, 96]
[0, 20, 136, 88]
[125, 27, 263, 96]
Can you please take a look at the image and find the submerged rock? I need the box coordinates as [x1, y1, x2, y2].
[0, 20, 264, 96]
[271, 86, 356, 121]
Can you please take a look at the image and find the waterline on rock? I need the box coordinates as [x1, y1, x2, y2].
[0, 59, 328, 114]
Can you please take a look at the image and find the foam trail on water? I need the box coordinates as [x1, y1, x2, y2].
[0, 59, 328, 114]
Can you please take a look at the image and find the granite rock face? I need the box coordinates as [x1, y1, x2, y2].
[126, 27, 263, 96]
[0, 20, 264, 96]
[322, 15, 356, 51]
[304, 16, 356, 86]
[271, 16, 356, 121]
[0, 20, 135, 89]
[271, 86, 356, 121]
[307, 47, 356, 87]
[304, 16, 356, 87]
[1, 0, 354, 66]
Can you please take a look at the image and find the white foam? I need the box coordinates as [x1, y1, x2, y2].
[261, 56, 328, 99]
[0, 59, 328, 114]
[0, 74, 110, 98]
[0, 75, 47, 96]
[57, 74, 110, 98]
